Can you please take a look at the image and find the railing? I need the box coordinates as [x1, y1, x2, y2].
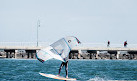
[0, 42, 50, 47]
[0, 42, 137, 48]
[80, 43, 137, 48]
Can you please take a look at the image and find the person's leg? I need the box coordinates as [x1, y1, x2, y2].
[65, 61, 68, 78]
[58, 62, 64, 76]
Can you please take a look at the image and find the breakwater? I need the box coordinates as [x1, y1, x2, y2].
[0, 46, 137, 60]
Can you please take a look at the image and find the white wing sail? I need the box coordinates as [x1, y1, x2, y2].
[36, 36, 81, 63]
[36, 46, 64, 62]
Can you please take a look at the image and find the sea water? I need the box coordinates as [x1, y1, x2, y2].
[0, 59, 137, 81]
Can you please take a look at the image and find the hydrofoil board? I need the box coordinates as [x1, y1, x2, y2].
[39, 73, 76, 80]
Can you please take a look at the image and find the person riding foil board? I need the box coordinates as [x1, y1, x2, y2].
[36, 36, 81, 78]
[57, 55, 69, 78]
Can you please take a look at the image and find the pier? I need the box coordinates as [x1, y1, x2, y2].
[71, 47, 137, 60]
[0, 44, 137, 60]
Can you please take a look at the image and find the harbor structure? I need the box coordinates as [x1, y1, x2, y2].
[0, 45, 137, 60]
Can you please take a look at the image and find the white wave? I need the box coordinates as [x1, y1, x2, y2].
[88, 77, 107, 81]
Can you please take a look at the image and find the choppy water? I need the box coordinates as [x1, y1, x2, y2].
[0, 59, 137, 81]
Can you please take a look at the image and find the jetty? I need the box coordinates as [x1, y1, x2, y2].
[0, 42, 137, 60]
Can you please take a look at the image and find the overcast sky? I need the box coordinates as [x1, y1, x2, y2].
[0, 0, 137, 44]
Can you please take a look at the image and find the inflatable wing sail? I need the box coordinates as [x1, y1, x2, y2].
[36, 36, 81, 63]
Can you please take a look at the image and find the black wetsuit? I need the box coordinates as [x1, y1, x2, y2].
[58, 58, 68, 78]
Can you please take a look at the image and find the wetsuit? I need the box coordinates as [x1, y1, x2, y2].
[58, 57, 68, 78]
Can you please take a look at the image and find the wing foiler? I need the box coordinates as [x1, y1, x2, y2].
[36, 36, 81, 63]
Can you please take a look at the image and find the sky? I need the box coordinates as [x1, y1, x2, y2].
[0, 0, 137, 44]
